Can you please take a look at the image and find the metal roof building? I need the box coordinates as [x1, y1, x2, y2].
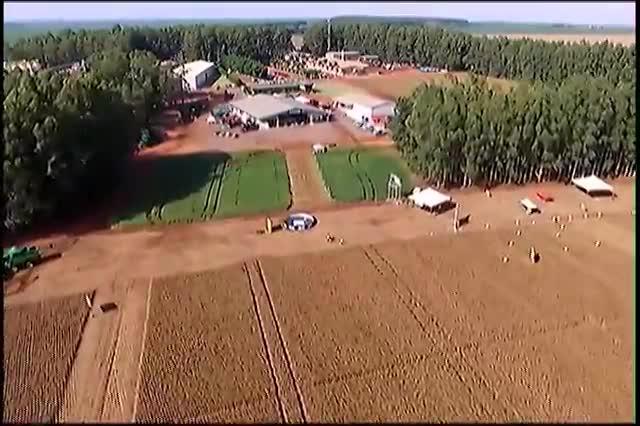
[335, 93, 396, 123]
[172, 60, 217, 91]
[228, 94, 329, 129]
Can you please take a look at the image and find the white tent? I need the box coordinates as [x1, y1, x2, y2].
[520, 198, 540, 214]
[571, 175, 614, 195]
[408, 187, 452, 209]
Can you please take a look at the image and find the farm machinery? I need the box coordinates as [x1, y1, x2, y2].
[3, 246, 42, 279]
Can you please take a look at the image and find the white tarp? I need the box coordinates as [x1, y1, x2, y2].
[571, 175, 614, 194]
[408, 187, 451, 209]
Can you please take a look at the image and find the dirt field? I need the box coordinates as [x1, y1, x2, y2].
[285, 148, 332, 211]
[136, 266, 281, 422]
[3, 294, 90, 423]
[316, 70, 514, 101]
[3, 179, 634, 422]
[141, 112, 391, 159]
[487, 33, 636, 46]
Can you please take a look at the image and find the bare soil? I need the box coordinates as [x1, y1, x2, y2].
[135, 266, 280, 422]
[3, 294, 90, 423]
[3, 179, 634, 422]
[487, 32, 635, 46]
[317, 69, 513, 101]
[285, 148, 332, 211]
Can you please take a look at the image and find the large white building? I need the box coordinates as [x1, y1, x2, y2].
[172, 60, 217, 91]
[228, 94, 329, 129]
[335, 93, 396, 123]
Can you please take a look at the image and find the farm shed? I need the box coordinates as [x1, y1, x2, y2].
[326, 51, 361, 61]
[571, 175, 615, 197]
[228, 94, 329, 129]
[246, 81, 314, 95]
[409, 187, 453, 214]
[172, 60, 218, 91]
[335, 93, 396, 123]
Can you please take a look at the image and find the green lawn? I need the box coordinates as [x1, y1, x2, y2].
[315, 148, 414, 202]
[113, 150, 290, 227]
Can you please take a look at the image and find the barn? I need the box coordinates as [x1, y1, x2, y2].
[228, 94, 329, 129]
[335, 93, 396, 124]
[172, 60, 217, 91]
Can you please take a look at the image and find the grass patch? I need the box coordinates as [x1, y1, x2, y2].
[315, 147, 414, 202]
[216, 151, 291, 217]
[113, 150, 290, 227]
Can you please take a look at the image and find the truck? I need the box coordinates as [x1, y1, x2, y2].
[3, 246, 42, 278]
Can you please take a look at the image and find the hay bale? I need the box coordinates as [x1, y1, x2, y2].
[508, 240, 514, 246]
[597, 212, 602, 218]
[531, 220, 536, 225]
[583, 213, 589, 219]
[560, 224, 566, 230]
[594, 240, 601, 247]
[555, 232, 561, 238]
[502, 256, 509, 263]
[568, 214, 573, 222]
[563, 246, 569, 252]
[484, 223, 491, 229]
[515, 219, 520, 226]
[515, 229, 521, 236]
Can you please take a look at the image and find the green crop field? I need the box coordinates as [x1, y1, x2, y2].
[113, 150, 290, 227]
[315, 147, 414, 202]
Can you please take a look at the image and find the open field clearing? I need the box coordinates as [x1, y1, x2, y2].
[316, 147, 414, 202]
[136, 266, 281, 422]
[257, 212, 633, 421]
[2, 180, 633, 422]
[3, 294, 90, 423]
[315, 69, 513, 101]
[484, 32, 635, 46]
[113, 151, 290, 226]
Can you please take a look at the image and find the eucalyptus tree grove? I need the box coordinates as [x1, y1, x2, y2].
[390, 76, 635, 188]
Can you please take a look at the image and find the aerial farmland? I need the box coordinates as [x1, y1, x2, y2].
[3, 6, 635, 424]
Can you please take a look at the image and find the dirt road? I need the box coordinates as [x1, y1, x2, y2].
[285, 148, 332, 211]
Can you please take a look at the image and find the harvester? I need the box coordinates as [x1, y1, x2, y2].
[3, 246, 43, 279]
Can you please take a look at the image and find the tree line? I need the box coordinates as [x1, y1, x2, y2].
[3, 48, 177, 232]
[304, 23, 635, 85]
[5, 24, 293, 67]
[390, 75, 635, 188]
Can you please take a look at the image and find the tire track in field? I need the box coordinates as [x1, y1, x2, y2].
[366, 247, 497, 419]
[201, 164, 219, 216]
[131, 278, 152, 422]
[242, 263, 287, 423]
[348, 150, 368, 200]
[255, 259, 308, 423]
[211, 160, 228, 215]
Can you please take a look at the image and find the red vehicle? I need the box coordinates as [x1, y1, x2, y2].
[535, 191, 554, 202]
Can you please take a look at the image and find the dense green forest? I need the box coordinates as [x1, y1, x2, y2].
[390, 75, 636, 188]
[303, 23, 635, 84]
[3, 24, 293, 232]
[4, 24, 293, 65]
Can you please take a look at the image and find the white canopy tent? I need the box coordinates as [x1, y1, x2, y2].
[409, 187, 452, 212]
[520, 198, 540, 214]
[571, 175, 614, 196]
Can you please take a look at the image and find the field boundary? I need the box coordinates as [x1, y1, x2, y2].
[242, 262, 287, 423]
[131, 278, 152, 422]
[54, 293, 92, 422]
[255, 259, 308, 422]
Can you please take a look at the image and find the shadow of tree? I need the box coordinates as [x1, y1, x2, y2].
[112, 151, 231, 226]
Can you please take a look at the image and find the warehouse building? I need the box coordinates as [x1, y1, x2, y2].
[246, 81, 314, 95]
[173, 60, 218, 91]
[325, 50, 361, 61]
[228, 94, 330, 129]
[335, 93, 396, 123]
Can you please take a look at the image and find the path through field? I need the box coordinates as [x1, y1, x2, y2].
[285, 148, 331, 211]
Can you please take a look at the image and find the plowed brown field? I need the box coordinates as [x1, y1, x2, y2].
[3, 294, 90, 423]
[3, 180, 634, 422]
[135, 266, 281, 422]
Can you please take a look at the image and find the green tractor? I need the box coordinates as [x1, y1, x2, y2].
[3, 246, 43, 279]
